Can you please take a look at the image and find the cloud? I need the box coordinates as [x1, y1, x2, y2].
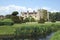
[0, 5, 34, 15]
[41, 7, 51, 10]
[42, 7, 59, 12]
[0, 5, 59, 15]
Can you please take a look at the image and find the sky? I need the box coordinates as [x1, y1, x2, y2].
[0, 0, 60, 15]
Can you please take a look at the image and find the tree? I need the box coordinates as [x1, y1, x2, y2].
[12, 11, 18, 16]
[5, 14, 12, 19]
[38, 18, 45, 23]
[11, 16, 21, 23]
[19, 16, 24, 23]
[49, 12, 56, 21]
[11, 11, 23, 23]
[49, 12, 52, 21]
[24, 16, 35, 22]
[31, 17, 35, 22]
[24, 17, 29, 22]
[55, 12, 60, 21]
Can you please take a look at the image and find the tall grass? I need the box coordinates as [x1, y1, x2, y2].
[14, 23, 60, 38]
[0, 22, 60, 38]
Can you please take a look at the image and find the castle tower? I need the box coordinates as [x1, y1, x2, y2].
[37, 9, 41, 20]
[47, 12, 49, 21]
[37, 9, 44, 20]
[27, 11, 29, 17]
[37, 9, 47, 20]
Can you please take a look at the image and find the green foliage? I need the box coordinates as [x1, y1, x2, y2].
[51, 19, 56, 23]
[12, 11, 19, 16]
[43, 9, 47, 20]
[55, 12, 60, 21]
[0, 19, 14, 26]
[0, 26, 15, 35]
[24, 17, 29, 22]
[38, 18, 45, 23]
[49, 12, 60, 21]
[50, 31, 60, 40]
[0, 22, 60, 38]
[49, 13, 56, 21]
[0, 19, 4, 25]
[2, 19, 13, 22]
[14, 23, 60, 38]
[11, 11, 24, 23]
[5, 14, 11, 19]
[11, 16, 20, 23]
[30, 17, 35, 22]
[11, 16, 23, 23]
[24, 16, 35, 22]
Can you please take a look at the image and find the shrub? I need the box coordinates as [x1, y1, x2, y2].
[0, 19, 14, 26]
[51, 19, 56, 23]
[38, 18, 45, 23]
[24, 17, 29, 22]
[11, 16, 21, 23]
[30, 17, 35, 22]
[0, 20, 4, 25]
[3, 22, 14, 25]
[3, 19, 14, 25]
[24, 17, 35, 22]
[0, 20, 3, 25]
[5, 14, 12, 19]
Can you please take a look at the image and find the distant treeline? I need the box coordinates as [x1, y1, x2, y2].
[49, 12, 60, 21]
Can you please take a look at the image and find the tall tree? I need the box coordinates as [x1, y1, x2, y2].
[55, 12, 60, 21]
[11, 11, 21, 23]
[12, 11, 18, 16]
[49, 12, 56, 21]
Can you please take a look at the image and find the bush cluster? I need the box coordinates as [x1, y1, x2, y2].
[24, 17, 36, 22]
[51, 19, 56, 23]
[38, 18, 45, 23]
[0, 19, 14, 26]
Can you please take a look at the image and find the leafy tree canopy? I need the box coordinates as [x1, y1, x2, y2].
[12, 11, 19, 16]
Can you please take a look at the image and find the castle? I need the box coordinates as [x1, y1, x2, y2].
[21, 9, 49, 21]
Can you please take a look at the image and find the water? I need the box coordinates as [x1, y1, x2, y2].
[39, 32, 54, 40]
[0, 33, 54, 40]
[22, 33, 54, 40]
[18, 33, 54, 40]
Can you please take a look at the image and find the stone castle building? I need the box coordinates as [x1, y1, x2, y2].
[21, 9, 49, 21]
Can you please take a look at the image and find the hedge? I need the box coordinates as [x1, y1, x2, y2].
[0, 19, 14, 26]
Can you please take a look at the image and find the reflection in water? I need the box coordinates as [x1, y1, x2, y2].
[39, 32, 54, 40]
[21, 33, 54, 40]
[0, 33, 54, 40]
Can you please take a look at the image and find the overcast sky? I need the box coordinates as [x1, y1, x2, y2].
[0, 0, 60, 15]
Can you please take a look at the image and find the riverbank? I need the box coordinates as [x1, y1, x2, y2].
[0, 22, 60, 40]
